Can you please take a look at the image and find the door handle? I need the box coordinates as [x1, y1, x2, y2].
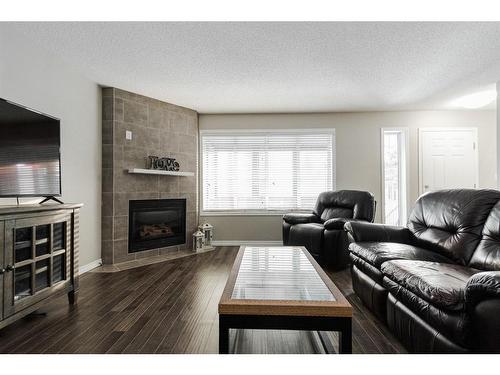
[0, 268, 4, 275]
[5, 265, 14, 272]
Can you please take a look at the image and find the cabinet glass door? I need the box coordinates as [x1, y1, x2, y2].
[4, 215, 70, 316]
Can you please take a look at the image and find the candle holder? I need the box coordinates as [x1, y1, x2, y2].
[193, 230, 205, 252]
[198, 222, 215, 251]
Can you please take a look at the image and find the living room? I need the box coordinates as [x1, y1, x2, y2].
[1, 1, 500, 373]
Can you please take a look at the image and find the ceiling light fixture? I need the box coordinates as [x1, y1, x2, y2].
[450, 89, 497, 109]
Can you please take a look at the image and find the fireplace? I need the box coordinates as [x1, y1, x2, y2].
[128, 199, 186, 253]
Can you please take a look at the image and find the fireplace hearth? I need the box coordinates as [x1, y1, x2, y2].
[128, 199, 186, 253]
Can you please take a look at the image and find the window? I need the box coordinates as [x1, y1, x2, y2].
[201, 130, 335, 214]
[381, 128, 408, 226]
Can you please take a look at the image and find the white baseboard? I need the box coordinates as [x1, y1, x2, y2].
[79, 258, 102, 274]
[211, 240, 283, 247]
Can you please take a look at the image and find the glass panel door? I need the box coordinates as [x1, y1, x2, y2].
[3, 215, 72, 318]
[9, 218, 69, 308]
[382, 129, 408, 226]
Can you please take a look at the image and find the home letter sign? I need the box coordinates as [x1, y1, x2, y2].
[148, 156, 180, 171]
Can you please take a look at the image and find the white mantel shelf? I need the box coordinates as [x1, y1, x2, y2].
[128, 168, 194, 177]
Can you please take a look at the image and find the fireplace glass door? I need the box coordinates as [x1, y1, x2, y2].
[128, 199, 186, 253]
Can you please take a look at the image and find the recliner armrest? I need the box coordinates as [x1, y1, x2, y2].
[282, 213, 320, 225]
[465, 271, 500, 308]
[465, 271, 500, 352]
[344, 221, 412, 243]
[324, 218, 365, 230]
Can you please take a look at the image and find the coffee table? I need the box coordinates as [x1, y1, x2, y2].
[218, 246, 352, 354]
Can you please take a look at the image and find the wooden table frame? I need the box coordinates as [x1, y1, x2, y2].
[218, 246, 353, 354]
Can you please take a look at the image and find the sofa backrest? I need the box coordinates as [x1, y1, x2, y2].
[407, 189, 500, 265]
[469, 200, 500, 270]
[313, 190, 375, 222]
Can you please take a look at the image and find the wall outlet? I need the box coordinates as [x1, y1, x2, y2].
[125, 130, 132, 140]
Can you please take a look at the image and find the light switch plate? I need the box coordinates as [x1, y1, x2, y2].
[125, 130, 132, 140]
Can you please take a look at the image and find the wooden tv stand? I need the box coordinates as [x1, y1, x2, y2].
[0, 203, 82, 330]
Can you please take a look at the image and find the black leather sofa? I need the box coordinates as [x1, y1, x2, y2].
[345, 189, 500, 353]
[283, 190, 375, 270]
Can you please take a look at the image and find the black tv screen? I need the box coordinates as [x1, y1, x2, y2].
[0, 99, 61, 197]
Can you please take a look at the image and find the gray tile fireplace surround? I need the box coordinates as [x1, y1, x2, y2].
[101, 87, 199, 265]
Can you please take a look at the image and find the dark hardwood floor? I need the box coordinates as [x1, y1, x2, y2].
[0, 247, 406, 354]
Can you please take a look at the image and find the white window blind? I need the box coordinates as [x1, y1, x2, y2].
[201, 130, 335, 213]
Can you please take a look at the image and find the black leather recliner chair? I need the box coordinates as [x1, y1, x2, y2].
[282, 190, 375, 270]
[345, 189, 500, 353]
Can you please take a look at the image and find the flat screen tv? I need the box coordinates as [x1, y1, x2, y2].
[0, 98, 61, 197]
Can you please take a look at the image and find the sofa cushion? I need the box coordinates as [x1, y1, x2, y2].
[288, 223, 324, 258]
[349, 242, 452, 269]
[408, 189, 500, 266]
[469, 201, 500, 271]
[382, 260, 480, 311]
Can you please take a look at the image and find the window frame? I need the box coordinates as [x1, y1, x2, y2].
[199, 128, 336, 216]
[380, 127, 410, 226]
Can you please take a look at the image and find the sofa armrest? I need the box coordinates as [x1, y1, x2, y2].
[465, 271, 500, 307]
[465, 271, 500, 352]
[283, 213, 320, 225]
[344, 221, 412, 243]
[324, 218, 365, 230]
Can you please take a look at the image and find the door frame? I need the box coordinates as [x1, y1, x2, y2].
[418, 127, 479, 195]
[380, 127, 410, 226]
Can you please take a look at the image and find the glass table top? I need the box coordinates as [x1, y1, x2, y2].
[231, 246, 335, 302]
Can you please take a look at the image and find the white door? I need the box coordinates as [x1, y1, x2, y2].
[419, 128, 478, 194]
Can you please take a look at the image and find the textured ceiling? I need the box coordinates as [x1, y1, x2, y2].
[2, 22, 500, 113]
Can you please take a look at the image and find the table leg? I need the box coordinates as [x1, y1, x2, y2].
[219, 315, 229, 354]
[339, 318, 352, 354]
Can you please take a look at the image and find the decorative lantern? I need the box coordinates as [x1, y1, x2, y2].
[198, 222, 214, 249]
[193, 230, 205, 252]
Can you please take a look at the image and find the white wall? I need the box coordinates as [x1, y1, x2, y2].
[0, 28, 101, 268]
[199, 110, 497, 242]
